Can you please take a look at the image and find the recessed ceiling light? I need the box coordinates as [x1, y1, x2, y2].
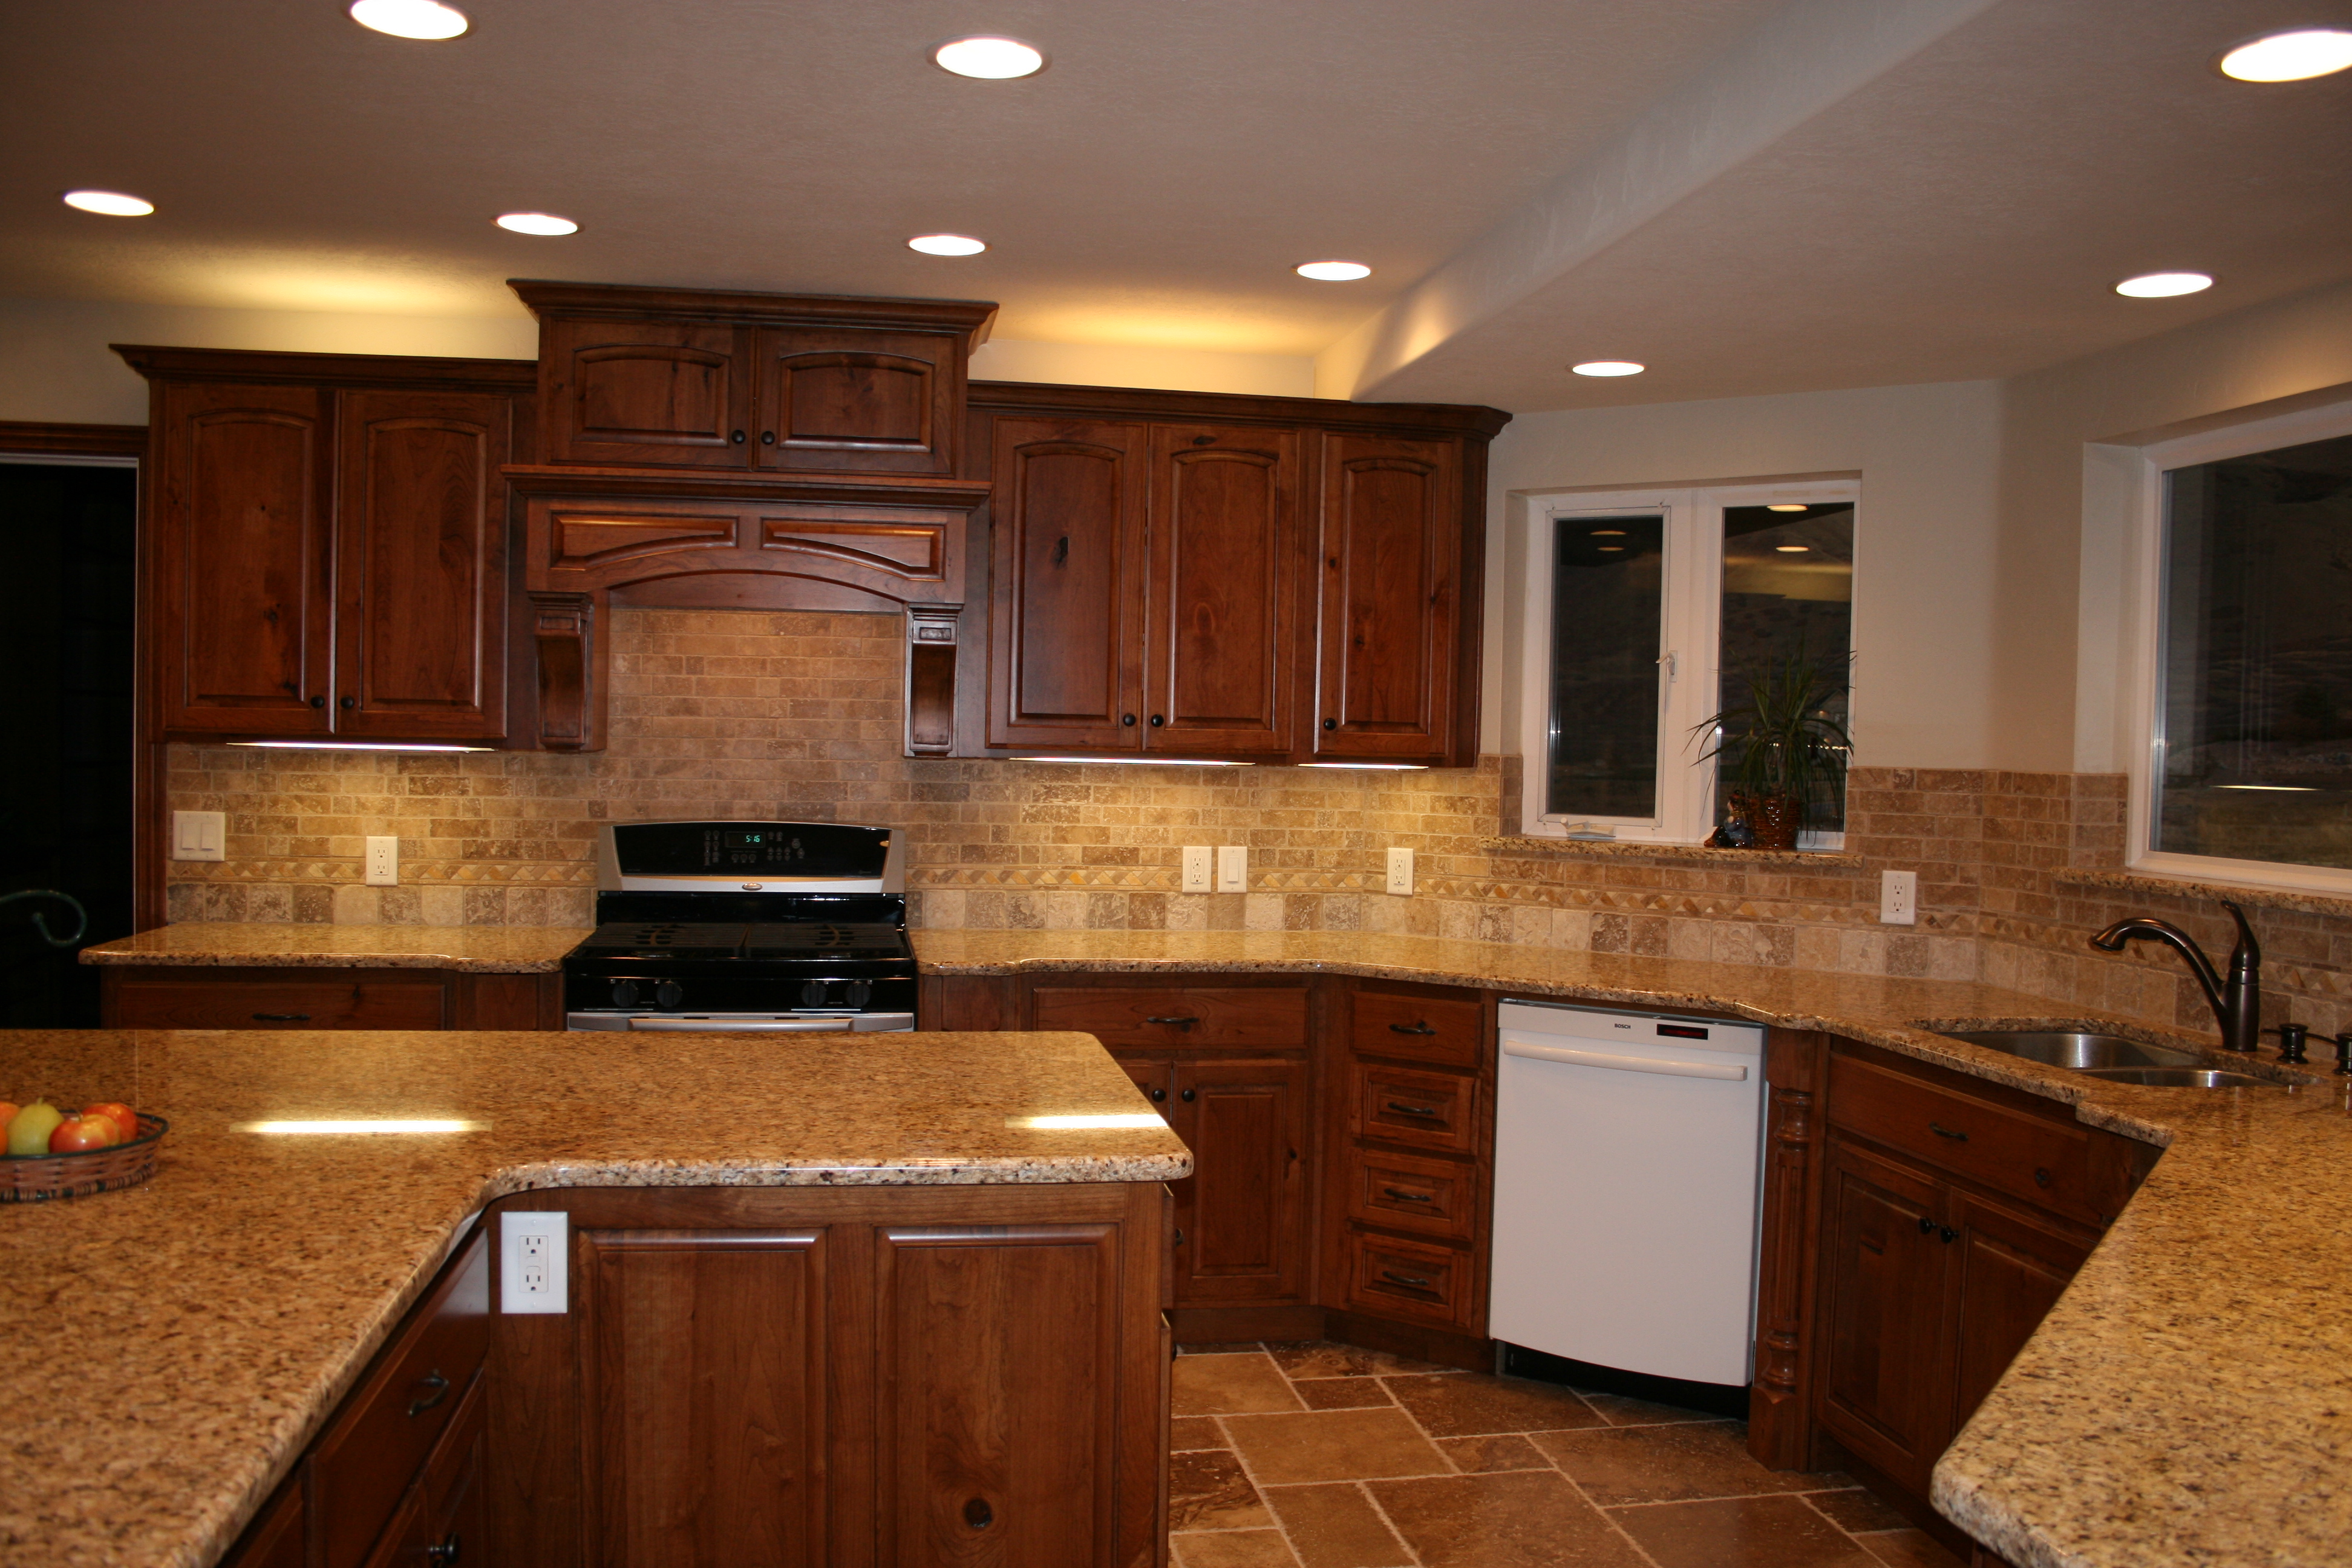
[1571, 361, 1645, 377]
[62, 190, 154, 217]
[932, 36, 1046, 79]
[496, 212, 578, 235]
[1766, 504, 1809, 513]
[1589, 528, 1628, 536]
[2115, 272, 2212, 298]
[348, 0, 469, 40]
[1596, 546, 1625, 552]
[2217, 28, 2352, 82]
[909, 234, 987, 256]
[1296, 260, 1372, 281]
[1774, 544, 1811, 553]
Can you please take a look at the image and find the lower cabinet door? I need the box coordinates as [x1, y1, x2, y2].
[1169, 1056, 1311, 1305]
[1815, 1136, 1954, 1492]
[875, 1223, 1126, 1568]
[1943, 1187, 2093, 1440]
[576, 1228, 831, 1568]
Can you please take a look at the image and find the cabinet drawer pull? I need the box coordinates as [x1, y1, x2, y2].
[252, 1012, 311, 1022]
[1379, 1269, 1434, 1289]
[405, 1368, 451, 1418]
[1382, 1186, 1436, 1203]
[1389, 1021, 1438, 1036]
[1385, 1100, 1441, 1118]
[425, 1535, 462, 1567]
[1143, 1015, 1197, 1029]
[1929, 1122, 1970, 1142]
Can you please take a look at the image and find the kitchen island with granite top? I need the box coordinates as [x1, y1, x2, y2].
[0, 1026, 1187, 1568]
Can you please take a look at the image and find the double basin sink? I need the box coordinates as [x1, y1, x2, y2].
[1932, 1029, 2279, 1089]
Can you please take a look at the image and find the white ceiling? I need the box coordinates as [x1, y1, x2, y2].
[3, 0, 2348, 411]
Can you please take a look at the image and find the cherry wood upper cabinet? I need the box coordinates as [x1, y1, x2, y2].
[985, 417, 1149, 751]
[1147, 425, 1302, 756]
[118, 346, 534, 745]
[514, 281, 995, 478]
[1313, 433, 1465, 763]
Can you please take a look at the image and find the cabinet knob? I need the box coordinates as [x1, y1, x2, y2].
[309, 695, 327, 708]
[425, 1535, 462, 1568]
[1122, 713, 1137, 727]
[962, 1498, 993, 1530]
[1149, 1086, 1166, 1102]
[761, 430, 776, 445]
[1180, 1087, 1197, 1103]
[1917, 1216, 1936, 1235]
[1149, 714, 1165, 727]
[339, 695, 356, 710]
[1939, 1226, 1959, 1244]
[1322, 718, 1338, 730]
[731, 429, 746, 443]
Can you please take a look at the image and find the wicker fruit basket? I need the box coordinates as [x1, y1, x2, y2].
[1, 1114, 169, 1203]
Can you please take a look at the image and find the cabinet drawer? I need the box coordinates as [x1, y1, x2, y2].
[1342, 1229, 1474, 1328]
[1353, 988, 1483, 1068]
[1032, 986, 1308, 1048]
[109, 978, 449, 1031]
[1344, 1148, 1476, 1242]
[361, 1370, 488, 1568]
[1350, 1060, 1480, 1155]
[310, 1230, 491, 1568]
[1828, 1054, 2098, 1224]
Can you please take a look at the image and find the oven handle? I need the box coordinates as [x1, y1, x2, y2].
[624, 1014, 907, 1033]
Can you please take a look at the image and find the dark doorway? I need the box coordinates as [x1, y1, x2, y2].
[0, 460, 137, 1026]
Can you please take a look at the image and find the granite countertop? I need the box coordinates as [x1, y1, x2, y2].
[0, 1027, 1187, 1568]
[76, 924, 590, 973]
[911, 927, 2352, 1568]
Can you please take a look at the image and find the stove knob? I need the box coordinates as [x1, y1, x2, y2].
[800, 980, 829, 1007]
[845, 981, 873, 1008]
[655, 981, 684, 1009]
[611, 980, 640, 1008]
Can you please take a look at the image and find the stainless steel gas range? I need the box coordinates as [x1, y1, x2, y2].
[562, 821, 918, 1032]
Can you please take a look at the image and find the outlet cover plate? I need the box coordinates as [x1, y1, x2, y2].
[1181, 846, 1213, 893]
[499, 1210, 569, 1313]
[1880, 869, 1918, 925]
[1386, 848, 1414, 895]
[1216, 845, 1247, 893]
[365, 835, 399, 887]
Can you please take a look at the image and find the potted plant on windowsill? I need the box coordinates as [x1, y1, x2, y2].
[1692, 650, 1852, 852]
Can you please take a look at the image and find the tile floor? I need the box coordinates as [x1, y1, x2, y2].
[1168, 1343, 1966, 1568]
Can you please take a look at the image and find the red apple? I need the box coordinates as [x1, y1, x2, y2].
[83, 1102, 140, 1142]
[48, 1115, 120, 1154]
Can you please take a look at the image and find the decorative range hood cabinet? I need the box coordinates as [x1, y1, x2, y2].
[503, 281, 999, 754]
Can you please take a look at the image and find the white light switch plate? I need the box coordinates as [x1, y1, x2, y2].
[499, 1210, 569, 1314]
[365, 835, 399, 887]
[1216, 845, 1247, 892]
[171, 811, 226, 862]
[1181, 846, 1213, 893]
[1386, 848, 1414, 895]
[1880, 869, 1918, 925]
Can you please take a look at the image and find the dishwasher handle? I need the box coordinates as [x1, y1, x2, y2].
[1503, 1037, 1749, 1081]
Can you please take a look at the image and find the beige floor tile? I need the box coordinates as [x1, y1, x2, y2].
[1171, 1450, 1273, 1532]
[1575, 1388, 1726, 1427]
[1436, 1433, 1553, 1472]
[1174, 1529, 1303, 1568]
[1262, 1483, 1414, 1568]
[1175, 1353, 1307, 1416]
[1855, 1528, 1969, 1567]
[1293, 1377, 1394, 1410]
[1369, 1469, 1651, 1567]
[1803, 1488, 1913, 1535]
[1173, 1416, 1232, 1451]
[1182, 1341, 1272, 1355]
[1266, 1341, 1452, 1379]
[1610, 1495, 1880, 1567]
[1223, 1407, 1451, 1485]
[1383, 1373, 1605, 1437]
[1531, 1420, 1825, 1505]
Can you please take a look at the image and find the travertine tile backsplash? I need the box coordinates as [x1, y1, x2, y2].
[165, 608, 2352, 1042]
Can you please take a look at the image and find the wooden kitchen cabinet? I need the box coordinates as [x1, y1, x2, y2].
[969, 384, 1508, 764]
[117, 347, 534, 744]
[1168, 1055, 1313, 1305]
[97, 965, 564, 1030]
[489, 1182, 1168, 1568]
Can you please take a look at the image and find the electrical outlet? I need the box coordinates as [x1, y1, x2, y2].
[172, 811, 226, 862]
[1385, 848, 1414, 896]
[1181, 846, 1213, 893]
[1216, 845, 1247, 892]
[499, 1210, 569, 1314]
[365, 836, 399, 887]
[1880, 869, 1918, 926]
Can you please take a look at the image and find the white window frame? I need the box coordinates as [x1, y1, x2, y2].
[2124, 396, 2352, 896]
[1515, 479, 1860, 845]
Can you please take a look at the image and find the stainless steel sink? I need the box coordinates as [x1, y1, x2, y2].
[2077, 1067, 2279, 1089]
[1934, 1030, 2201, 1071]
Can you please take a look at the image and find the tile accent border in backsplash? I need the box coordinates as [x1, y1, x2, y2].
[160, 606, 2352, 1042]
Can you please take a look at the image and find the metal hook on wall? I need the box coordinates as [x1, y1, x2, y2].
[0, 889, 90, 949]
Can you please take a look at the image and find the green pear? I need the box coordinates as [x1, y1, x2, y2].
[7, 1099, 64, 1157]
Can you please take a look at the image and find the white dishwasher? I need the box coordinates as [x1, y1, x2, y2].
[1489, 998, 1766, 1389]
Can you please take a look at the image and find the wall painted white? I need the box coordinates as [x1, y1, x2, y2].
[1482, 378, 2004, 772]
[0, 295, 1318, 427]
[1996, 276, 2352, 776]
